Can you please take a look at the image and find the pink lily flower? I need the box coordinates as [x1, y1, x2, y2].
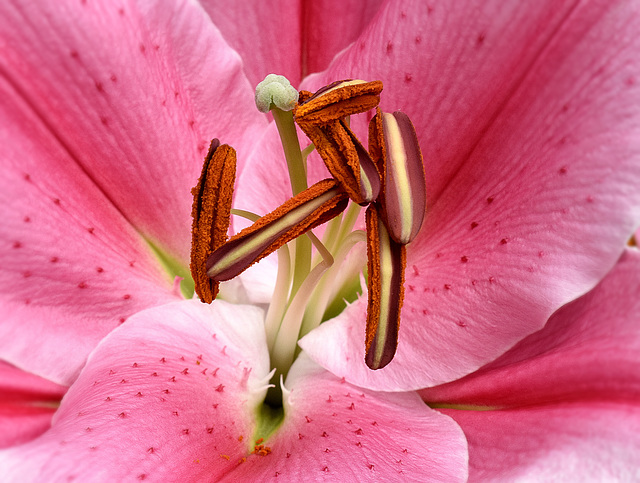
[1, 0, 640, 479]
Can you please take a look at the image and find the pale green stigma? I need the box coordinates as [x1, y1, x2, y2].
[255, 74, 299, 113]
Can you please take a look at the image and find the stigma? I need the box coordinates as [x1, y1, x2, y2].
[189, 76, 426, 373]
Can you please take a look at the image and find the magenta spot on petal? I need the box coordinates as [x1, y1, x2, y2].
[207, 427, 214, 434]
[298, 433, 304, 439]
[559, 166, 568, 175]
[122, 294, 131, 300]
[23, 216, 31, 223]
[105, 396, 112, 401]
[110, 74, 117, 82]
[181, 368, 189, 375]
[212, 403, 219, 409]
[78, 282, 88, 289]
[160, 357, 167, 363]
[129, 261, 135, 267]
[197, 142, 206, 152]
[470, 221, 479, 229]
[489, 276, 496, 283]
[404, 73, 412, 83]
[120, 379, 127, 384]
[135, 392, 143, 397]
[305, 416, 312, 423]
[147, 447, 155, 453]
[348, 403, 355, 410]
[53, 198, 61, 205]
[119, 317, 126, 323]
[471, 280, 477, 286]
[456, 320, 467, 327]
[189, 120, 196, 128]
[12, 241, 21, 249]
[138, 474, 147, 480]
[100, 116, 109, 125]
[422, 309, 428, 315]
[87, 227, 95, 234]
[169, 376, 176, 382]
[415, 35, 422, 44]
[118, 412, 126, 418]
[368, 464, 375, 470]
[500, 238, 508, 245]
[354, 428, 364, 435]
[486, 196, 494, 204]
[587, 195, 594, 203]
[139, 44, 146, 54]
[95, 81, 104, 92]
[326, 395, 333, 403]
[477, 32, 486, 45]
[212, 367, 220, 377]
[215, 384, 225, 392]
[109, 370, 116, 375]
[85, 427, 92, 432]
[412, 265, 419, 276]
[96, 266, 103, 272]
[322, 431, 328, 437]
[163, 389, 170, 394]
[24, 299, 31, 305]
[70, 50, 79, 59]
[444, 284, 451, 290]
[386, 41, 393, 53]
[51, 256, 59, 263]
[460, 256, 468, 263]
[356, 441, 363, 447]
[173, 411, 179, 416]
[151, 372, 158, 377]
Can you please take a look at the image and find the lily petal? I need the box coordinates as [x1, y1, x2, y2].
[223, 354, 469, 482]
[198, 0, 385, 85]
[439, 404, 640, 482]
[0, 0, 266, 264]
[300, 0, 640, 390]
[422, 249, 640, 480]
[0, 362, 66, 449]
[0, 73, 179, 385]
[0, 299, 270, 481]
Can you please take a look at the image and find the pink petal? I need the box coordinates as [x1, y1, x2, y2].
[0, 300, 271, 481]
[300, 0, 640, 390]
[0, 73, 179, 385]
[0, 362, 67, 449]
[439, 404, 640, 481]
[421, 249, 640, 480]
[223, 354, 468, 481]
[422, 249, 640, 407]
[0, 0, 266, 265]
[199, 0, 385, 86]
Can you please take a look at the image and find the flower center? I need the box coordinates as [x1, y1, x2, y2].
[189, 74, 426, 405]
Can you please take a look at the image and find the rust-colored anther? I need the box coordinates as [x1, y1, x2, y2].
[369, 109, 426, 245]
[298, 119, 380, 205]
[206, 179, 348, 282]
[365, 204, 406, 370]
[294, 80, 384, 126]
[190, 139, 237, 303]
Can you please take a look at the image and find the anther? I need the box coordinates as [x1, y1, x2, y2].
[364, 204, 406, 370]
[190, 139, 237, 303]
[298, 119, 380, 205]
[294, 80, 383, 125]
[369, 109, 426, 244]
[206, 179, 348, 281]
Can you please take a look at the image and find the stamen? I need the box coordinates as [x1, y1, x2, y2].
[206, 179, 348, 281]
[294, 80, 383, 125]
[190, 139, 236, 303]
[365, 204, 406, 370]
[297, 120, 380, 205]
[369, 109, 427, 244]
